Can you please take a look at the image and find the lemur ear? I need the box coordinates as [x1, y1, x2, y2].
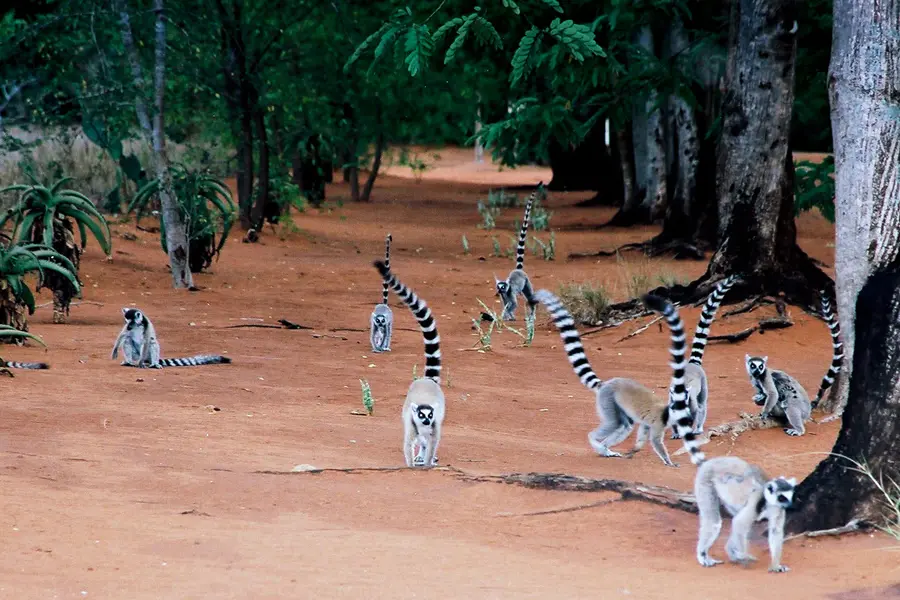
[787, 477, 797, 486]
[122, 307, 129, 316]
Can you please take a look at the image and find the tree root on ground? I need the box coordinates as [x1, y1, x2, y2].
[672, 413, 783, 456]
[568, 239, 706, 262]
[784, 519, 865, 541]
[258, 466, 698, 514]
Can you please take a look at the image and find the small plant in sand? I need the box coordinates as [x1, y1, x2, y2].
[530, 194, 552, 231]
[491, 236, 503, 257]
[530, 232, 556, 261]
[477, 200, 499, 230]
[487, 188, 519, 209]
[558, 282, 611, 326]
[359, 378, 375, 415]
[837, 454, 900, 540]
[461, 234, 470, 255]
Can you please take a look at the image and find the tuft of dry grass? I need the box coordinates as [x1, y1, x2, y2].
[557, 282, 611, 326]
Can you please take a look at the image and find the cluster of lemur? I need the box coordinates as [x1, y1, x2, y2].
[370, 182, 845, 573]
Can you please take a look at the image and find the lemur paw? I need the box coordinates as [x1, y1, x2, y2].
[769, 565, 790, 573]
[698, 556, 723, 568]
[784, 428, 803, 437]
[601, 450, 623, 458]
[671, 432, 682, 440]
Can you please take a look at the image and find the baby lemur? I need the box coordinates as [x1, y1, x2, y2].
[536, 288, 679, 466]
[370, 233, 394, 353]
[495, 182, 544, 321]
[673, 275, 738, 439]
[374, 260, 444, 468]
[644, 293, 795, 574]
[745, 293, 843, 436]
[111, 308, 231, 368]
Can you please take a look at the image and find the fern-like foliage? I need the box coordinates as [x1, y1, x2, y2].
[404, 24, 434, 77]
[547, 18, 606, 62]
[501, 0, 521, 15]
[540, 0, 564, 13]
[510, 27, 542, 85]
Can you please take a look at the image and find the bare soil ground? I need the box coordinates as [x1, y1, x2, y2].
[2, 147, 897, 599]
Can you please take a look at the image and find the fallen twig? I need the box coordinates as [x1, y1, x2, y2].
[255, 465, 464, 475]
[225, 319, 313, 330]
[617, 315, 665, 343]
[496, 497, 622, 517]
[723, 296, 773, 317]
[759, 316, 793, 331]
[785, 519, 864, 541]
[672, 412, 782, 456]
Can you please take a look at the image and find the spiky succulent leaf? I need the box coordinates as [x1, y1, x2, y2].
[0, 324, 46, 347]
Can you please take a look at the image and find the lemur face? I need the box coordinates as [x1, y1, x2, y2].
[122, 308, 143, 330]
[374, 315, 386, 326]
[413, 404, 434, 426]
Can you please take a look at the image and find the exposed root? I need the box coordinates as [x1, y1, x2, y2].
[784, 519, 865, 541]
[567, 240, 705, 261]
[723, 296, 773, 317]
[707, 314, 794, 346]
[261, 466, 698, 513]
[495, 497, 622, 517]
[459, 472, 697, 513]
[709, 326, 758, 343]
[226, 319, 313, 330]
[672, 412, 783, 456]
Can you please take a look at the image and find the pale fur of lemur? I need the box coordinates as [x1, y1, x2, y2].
[644, 293, 795, 573]
[673, 275, 738, 439]
[111, 308, 232, 368]
[536, 288, 680, 467]
[495, 182, 544, 321]
[745, 293, 843, 435]
[374, 260, 444, 468]
[370, 233, 394, 353]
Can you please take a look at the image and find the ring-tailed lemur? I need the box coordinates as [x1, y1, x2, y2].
[111, 308, 232, 368]
[370, 233, 394, 353]
[810, 294, 844, 409]
[673, 276, 738, 439]
[495, 182, 544, 321]
[374, 260, 444, 468]
[746, 293, 844, 435]
[536, 288, 680, 467]
[644, 293, 795, 574]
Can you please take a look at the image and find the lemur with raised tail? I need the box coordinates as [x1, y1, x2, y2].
[111, 308, 231, 368]
[374, 260, 444, 467]
[673, 276, 738, 439]
[536, 288, 681, 466]
[495, 182, 544, 321]
[644, 293, 795, 574]
[745, 293, 843, 435]
[370, 233, 394, 353]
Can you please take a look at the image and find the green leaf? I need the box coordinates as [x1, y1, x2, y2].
[501, 0, 521, 15]
[540, 0, 564, 12]
[471, 17, 502, 50]
[433, 17, 463, 42]
[404, 24, 434, 77]
[344, 23, 391, 73]
[444, 14, 477, 64]
[510, 27, 542, 85]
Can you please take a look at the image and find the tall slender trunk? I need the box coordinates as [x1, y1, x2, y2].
[358, 132, 385, 203]
[634, 26, 668, 221]
[250, 106, 269, 230]
[668, 18, 700, 223]
[615, 126, 635, 210]
[116, 0, 192, 288]
[474, 92, 484, 163]
[815, 0, 900, 415]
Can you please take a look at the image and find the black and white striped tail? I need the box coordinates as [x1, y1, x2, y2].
[811, 293, 844, 409]
[3, 360, 49, 370]
[515, 182, 542, 271]
[689, 275, 737, 366]
[374, 260, 441, 384]
[382, 233, 392, 305]
[159, 355, 232, 367]
[534, 289, 602, 391]
[642, 294, 705, 465]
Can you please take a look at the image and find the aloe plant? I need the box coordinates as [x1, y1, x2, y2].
[129, 167, 236, 273]
[0, 177, 110, 323]
[0, 242, 81, 336]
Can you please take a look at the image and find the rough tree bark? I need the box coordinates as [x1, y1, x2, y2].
[789, 267, 900, 532]
[659, 0, 830, 308]
[116, 0, 193, 288]
[667, 18, 700, 226]
[356, 131, 384, 203]
[815, 0, 900, 415]
[249, 105, 270, 230]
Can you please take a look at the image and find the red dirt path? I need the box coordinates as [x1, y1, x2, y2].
[1, 148, 896, 599]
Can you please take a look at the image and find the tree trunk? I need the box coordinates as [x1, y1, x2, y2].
[788, 266, 900, 532]
[615, 125, 635, 210]
[474, 92, 484, 163]
[358, 132, 385, 203]
[116, 0, 192, 288]
[652, 0, 829, 307]
[815, 0, 900, 415]
[668, 18, 700, 224]
[249, 106, 270, 231]
[298, 135, 327, 207]
[150, 0, 192, 288]
[635, 26, 668, 221]
[215, 0, 254, 229]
